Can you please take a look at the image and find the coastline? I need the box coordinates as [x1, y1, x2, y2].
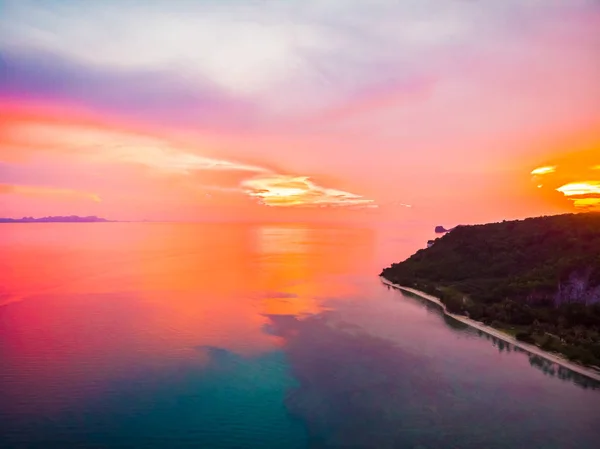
[380, 277, 600, 383]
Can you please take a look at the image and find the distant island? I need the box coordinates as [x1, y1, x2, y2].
[382, 213, 600, 370]
[0, 215, 113, 223]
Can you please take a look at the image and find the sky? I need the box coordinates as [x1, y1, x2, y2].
[0, 0, 599, 224]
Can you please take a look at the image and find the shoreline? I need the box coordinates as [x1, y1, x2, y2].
[380, 277, 600, 383]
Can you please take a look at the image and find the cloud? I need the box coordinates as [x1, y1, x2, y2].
[0, 183, 101, 202]
[0, 49, 258, 130]
[564, 197, 600, 210]
[557, 181, 600, 196]
[1, 110, 374, 208]
[556, 182, 600, 210]
[2, 0, 596, 118]
[2, 118, 268, 175]
[2, 0, 598, 219]
[531, 166, 557, 175]
[531, 143, 600, 212]
[241, 174, 375, 208]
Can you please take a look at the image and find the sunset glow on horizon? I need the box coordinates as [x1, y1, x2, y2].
[1, 0, 599, 222]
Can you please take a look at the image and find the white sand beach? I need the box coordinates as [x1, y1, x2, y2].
[381, 277, 600, 383]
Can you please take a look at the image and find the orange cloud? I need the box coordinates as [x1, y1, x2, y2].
[241, 175, 376, 208]
[557, 181, 600, 196]
[530, 133, 600, 211]
[1, 103, 374, 210]
[0, 184, 101, 202]
[565, 197, 600, 210]
[530, 165, 557, 175]
[555, 181, 600, 210]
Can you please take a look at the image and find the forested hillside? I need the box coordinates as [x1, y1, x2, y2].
[381, 213, 600, 367]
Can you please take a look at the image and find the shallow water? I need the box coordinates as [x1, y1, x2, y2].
[1, 223, 599, 448]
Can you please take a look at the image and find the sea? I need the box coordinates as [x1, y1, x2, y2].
[0, 222, 599, 448]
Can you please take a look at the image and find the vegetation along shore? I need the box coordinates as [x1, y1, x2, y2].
[381, 213, 600, 376]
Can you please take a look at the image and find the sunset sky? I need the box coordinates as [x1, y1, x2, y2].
[1, 0, 599, 224]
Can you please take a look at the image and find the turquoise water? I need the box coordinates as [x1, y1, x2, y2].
[1, 223, 599, 448]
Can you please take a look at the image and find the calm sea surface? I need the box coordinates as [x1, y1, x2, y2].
[0, 223, 599, 448]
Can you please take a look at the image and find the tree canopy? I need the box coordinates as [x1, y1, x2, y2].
[381, 213, 600, 368]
